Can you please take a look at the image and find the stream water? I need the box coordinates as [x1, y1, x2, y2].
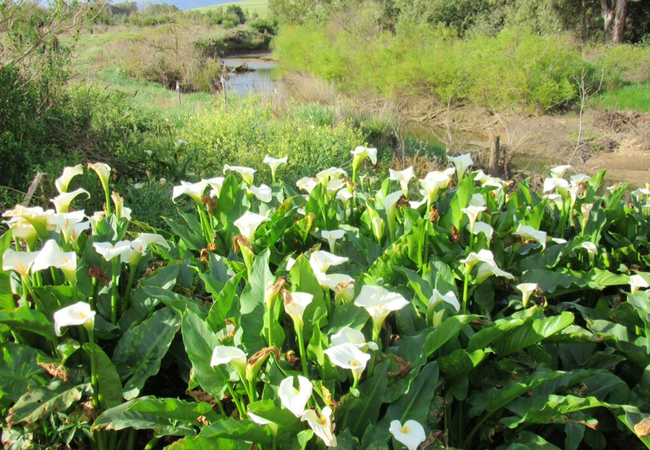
[221, 53, 280, 96]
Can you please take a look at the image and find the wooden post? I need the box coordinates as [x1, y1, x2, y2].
[21, 173, 45, 206]
[490, 135, 501, 177]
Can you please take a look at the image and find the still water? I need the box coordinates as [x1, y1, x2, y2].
[221, 53, 280, 96]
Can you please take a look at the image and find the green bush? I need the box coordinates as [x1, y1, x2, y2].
[177, 96, 367, 185]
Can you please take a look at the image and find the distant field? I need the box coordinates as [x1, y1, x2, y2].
[195, 0, 269, 17]
[595, 82, 650, 113]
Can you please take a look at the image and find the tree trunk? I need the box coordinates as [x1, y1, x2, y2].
[601, 0, 628, 44]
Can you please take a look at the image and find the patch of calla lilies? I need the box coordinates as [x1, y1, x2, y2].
[2, 147, 650, 449]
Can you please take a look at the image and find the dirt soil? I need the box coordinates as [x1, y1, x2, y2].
[425, 107, 650, 188]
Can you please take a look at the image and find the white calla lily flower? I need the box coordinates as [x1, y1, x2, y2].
[514, 224, 547, 249]
[248, 184, 273, 203]
[32, 240, 77, 283]
[570, 173, 591, 184]
[172, 180, 208, 204]
[331, 327, 378, 351]
[87, 162, 112, 191]
[384, 190, 405, 239]
[284, 292, 313, 327]
[297, 177, 319, 194]
[461, 205, 487, 233]
[472, 221, 494, 242]
[543, 177, 570, 195]
[550, 165, 571, 178]
[354, 285, 409, 339]
[428, 289, 460, 312]
[204, 177, 225, 198]
[470, 193, 486, 207]
[476, 262, 515, 284]
[630, 275, 650, 294]
[234, 211, 271, 242]
[389, 167, 415, 192]
[223, 164, 256, 186]
[581, 241, 598, 256]
[54, 302, 96, 337]
[301, 407, 337, 448]
[2, 249, 38, 276]
[321, 229, 345, 253]
[263, 156, 288, 182]
[309, 250, 349, 275]
[279, 376, 312, 417]
[460, 249, 496, 269]
[319, 273, 356, 303]
[324, 342, 371, 379]
[448, 153, 473, 180]
[336, 189, 353, 203]
[51, 188, 90, 213]
[210, 346, 247, 380]
[316, 167, 347, 185]
[7, 218, 39, 248]
[93, 241, 132, 262]
[517, 283, 539, 307]
[55, 165, 84, 194]
[389, 419, 426, 450]
[48, 211, 86, 243]
[420, 169, 454, 205]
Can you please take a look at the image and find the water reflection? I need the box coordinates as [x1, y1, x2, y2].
[221, 53, 280, 95]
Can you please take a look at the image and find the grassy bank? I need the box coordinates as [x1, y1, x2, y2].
[195, 0, 269, 17]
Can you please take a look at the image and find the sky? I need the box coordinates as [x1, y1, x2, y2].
[143, 0, 235, 10]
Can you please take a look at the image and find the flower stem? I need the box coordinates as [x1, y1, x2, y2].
[462, 265, 470, 314]
[121, 263, 138, 314]
[110, 259, 120, 324]
[296, 325, 308, 378]
[225, 380, 246, 418]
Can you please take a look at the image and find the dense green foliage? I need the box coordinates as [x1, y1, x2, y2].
[2, 157, 650, 449]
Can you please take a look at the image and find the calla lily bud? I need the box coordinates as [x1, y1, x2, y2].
[87, 162, 112, 193]
[51, 188, 90, 214]
[264, 277, 286, 309]
[246, 347, 279, 382]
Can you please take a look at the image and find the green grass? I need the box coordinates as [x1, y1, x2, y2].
[594, 82, 650, 113]
[195, 0, 269, 17]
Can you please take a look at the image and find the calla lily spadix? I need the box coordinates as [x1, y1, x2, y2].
[234, 211, 271, 242]
[283, 291, 313, 328]
[514, 224, 547, 249]
[296, 177, 318, 194]
[309, 250, 348, 274]
[428, 289, 460, 312]
[389, 167, 415, 193]
[321, 229, 345, 252]
[331, 327, 378, 351]
[2, 249, 38, 276]
[448, 153, 473, 181]
[93, 241, 132, 262]
[172, 180, 208, 204]
[279, 375, 312, 417]
[517, 283, 539, 307]
[223, 164, 256, 186]
[247, 184, 272, 203]
[210, 346, 247, 380]
[54, 302, 96, 337]
[389, 419, 426, 450]
[461, 205, 487, 234]
[630, 275, 650, 294]
[354, 285, 409, 339]
[55, 165, 83, 194]
[263, 155, 288, 182]
[301, 407, 337, 448]
[31, 240, 77, 283]
[205, 177, 225, 198]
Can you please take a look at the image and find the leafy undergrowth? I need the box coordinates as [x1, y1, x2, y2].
[594, 82, 650, 113]
[2, 153, 650, 449]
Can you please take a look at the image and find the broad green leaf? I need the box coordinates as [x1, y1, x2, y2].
[0, 231, 15, 311]
[424, 315, 477, 356]
[7, 380, 87, 425]
[239, 249, 276, 353]
[83, 343, 123, 409]
[199, 418, 273, 444]
[0, 307, 57, 344]
[143, 286, 207, 318]
[163, 216, 206, 250]
[0, 343, 46, 403]
[439, 349, 486, 381]
[165, 436, 247, 450]
[93, 396, 217, 437]
[375, 362, 439, 441]
[502, 394, 607, 428]
[520, 270, 586, 295]
[206, 273, 243, 333]
[247, 400, 301, 433]
[491, 312, 574, 358]
[113, 307, 181, 400]
[495, 431, 562, 449]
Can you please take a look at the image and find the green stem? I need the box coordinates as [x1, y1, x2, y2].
[462, 265, 470, 314]
[463, 413, 492, 449]
[127, 429, 136, 450]
[264, 307, 274, 348]
[248, 378, 257, 402]
[91, 278, 100, 312]
[111, 259, 120, 324]
[143, 437, 159, 450]
[104, 188, 112, 216]
[226, 380, 246, 419]
[121, 263, 138, 314]
[197, 204, 211, 244]
[296, 324, 308, 378]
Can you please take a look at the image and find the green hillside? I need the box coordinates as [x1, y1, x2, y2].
[195, 0, 269, 17]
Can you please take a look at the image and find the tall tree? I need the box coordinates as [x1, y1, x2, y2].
[600, 0, 627, 43]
